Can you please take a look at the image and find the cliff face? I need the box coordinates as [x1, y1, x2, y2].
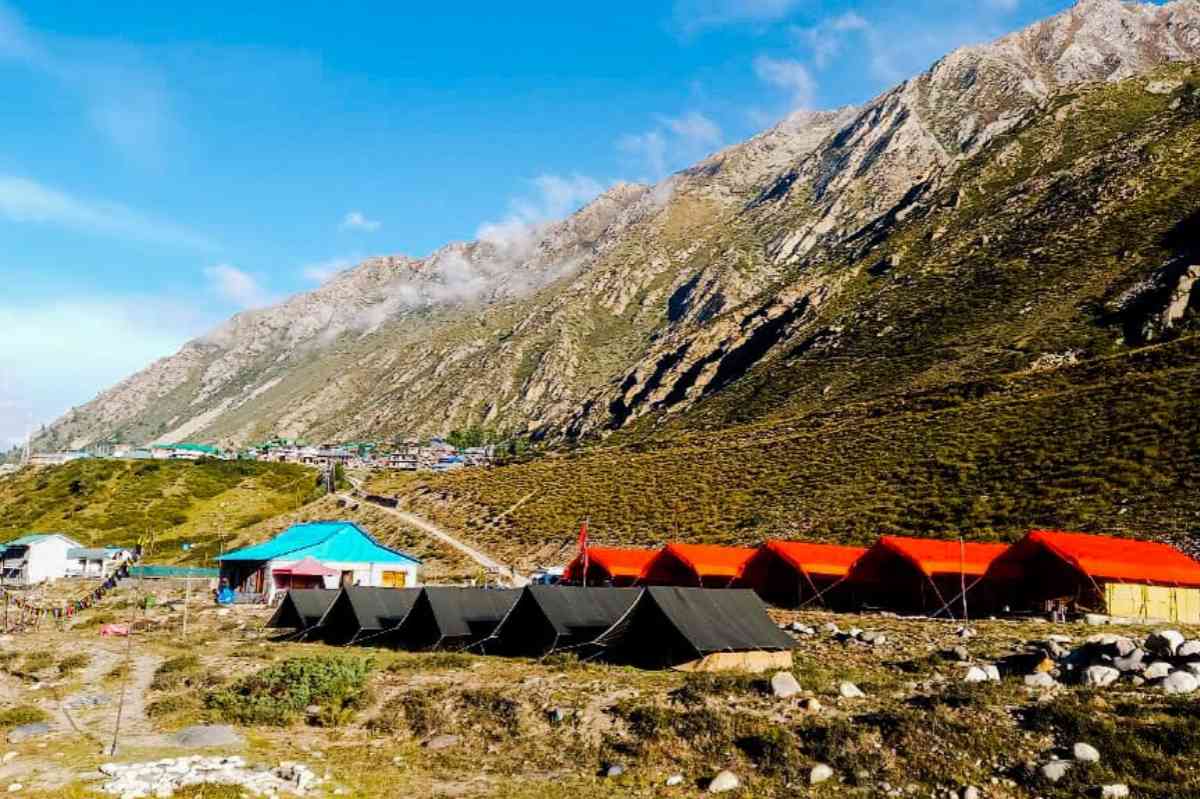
[39, 0, 1200, 450]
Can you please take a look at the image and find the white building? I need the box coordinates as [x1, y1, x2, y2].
[65, 546, 134, 578]
[1, 533, 85, 585]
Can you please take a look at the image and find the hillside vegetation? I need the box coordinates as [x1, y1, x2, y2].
[0, 460, 322, 557]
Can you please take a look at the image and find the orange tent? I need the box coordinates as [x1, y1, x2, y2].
[734, 540, 867, 607]
[844, 536, 1009, 617]
[562, 547, 658, 587]
[640, 543, 756, 588]
[984, 530, 1200, 615]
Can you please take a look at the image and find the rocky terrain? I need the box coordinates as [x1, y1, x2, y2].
[37, 0, 1200, 451]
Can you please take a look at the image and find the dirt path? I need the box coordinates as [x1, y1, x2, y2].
[345, 493, 527, 586]
[54, 645, 168, 753]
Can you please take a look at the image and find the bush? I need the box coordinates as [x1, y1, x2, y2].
[147, 693, 201, 720]
[460, 690, 520, 738]
[21, 651, 54, 673]
[57, 653, 90, 676]
[205, 655, 374, 727]
[0, 705, 49, 728]
[385, 652, 474, 672]
[151, 654, 201, 691]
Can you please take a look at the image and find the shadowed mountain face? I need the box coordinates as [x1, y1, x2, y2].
[38, 0, 1200, 451]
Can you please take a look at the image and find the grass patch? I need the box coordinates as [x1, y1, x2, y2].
[0, 705, 49, 728]
[57, 653, 90, 676]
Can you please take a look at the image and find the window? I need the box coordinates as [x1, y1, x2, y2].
[382, 570, 407, 588]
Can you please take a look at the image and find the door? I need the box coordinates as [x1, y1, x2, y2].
[341, 570, 354, 587]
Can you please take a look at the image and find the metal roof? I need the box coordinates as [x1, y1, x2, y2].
[5, 533, 84, 548]
[217, 521, 420, 565]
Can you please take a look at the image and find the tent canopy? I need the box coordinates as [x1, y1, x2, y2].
[266, 589, 336, 630]
[388, 588, 521, 651]
[273, 557, 339, 577]
[593, 587, 794, 670]
[563, 547, 657, 584]
[734, 540, 867, 607]
[856, 536, 1008, 580]
[483, 586, 640, 657]
[747, 540, 866, 578]
[641, 543, 755, 587]
[988, 530, 1200, 587]
[317, 586, 422, 645]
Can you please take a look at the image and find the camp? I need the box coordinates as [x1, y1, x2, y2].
[844, 536, 1008, 617]
[562, 547, 657, 587]
[592, 587, 795, 672]
[734, 540, 867, 608]
[265, 588, 337, 638]
[639, 543, 755, 588]
[984, 530, 1200, 623]
[384, 588, 521, 651]
[480, 586, 640, 657]
[316, 586, 423, 646]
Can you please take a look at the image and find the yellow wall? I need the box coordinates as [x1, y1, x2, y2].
[1106, 583, 1200, 623]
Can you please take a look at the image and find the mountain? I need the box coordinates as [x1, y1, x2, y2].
[38, 0, 1200, 454]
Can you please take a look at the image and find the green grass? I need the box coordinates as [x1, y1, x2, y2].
[205, 655, 374, 727]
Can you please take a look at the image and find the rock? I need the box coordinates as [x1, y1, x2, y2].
[984, 664, 1001, 682]
[1039, 760, 1072, 783]
[708, 770, 740, 793]
[1024, 672, 1057, 688]
[424, 734, 461, 750]
[821, 622, 841, 636]
[1083, 666, 1120, 687]
[1100, 784, 1130, 798]
[963, 787, 981, 799]
[810, 763, 834, 784]
[605, 764, 625, 778]
[5, 724, 50, 744]
[838, 681, 865, 699]
[1084, 614, 1110, 626]
[172, 725, 243, 748]
[771, 671, 802, 699]
[1143, 661, 1172, 680]
[1112, 649, 1145, 673]
[1072, 742, 1100, 763]
[963, 667, 991, 684]
[6, 784, 20, 793]
[666, 774, 684, 786]
[1162, 670, 1199, 695]
[860, 631, 886, 645]
[802, 698, 823, 712]
[1177, 640, 1200, 658]
[1184, 663, 1200, 678]
[956, 627, 976, 639]
[951, 646, 971, 662]
[1146, 629, 1184, 656]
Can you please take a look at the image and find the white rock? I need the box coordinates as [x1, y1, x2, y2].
[1083, 665, 1120, 687]
[810, 763, 834, 785]
[6, 784, 21, 793]
[1024, 672, 1057, 688]
[963, 787, 981, 799]
[1177, 640, 1200, 658]
[1084, 614, 1110, 626]
[770, 671, 802, 699]
[1184, 663, 1200, 678]
[838, 681, 865, 699]
[1072, 742, 1100, 763]
[666, 774, 684, 786]
[983, 664, 1001, 682]
[1040, 760, 1072, 783]
[708, 770, 740, 793]
[1144, 661, 1172, 680]
[1146, 629, 1185, 656]
[1162, 670, 1199, 695]
[1100, 784, 1130, 798]
[963, 667, 990, 684]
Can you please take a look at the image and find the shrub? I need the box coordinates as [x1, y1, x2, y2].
[0, 705, 49, 728]
[147, 693, 201, 720]
[21, 651, 54, 673]
[205, 655, 373, 727]
[385, 652, 473, 672]
[397, 688, 447, 738]
[57, 653, 90, 676]
[460, 689, 520, 738]
[152, 654, 201, 691]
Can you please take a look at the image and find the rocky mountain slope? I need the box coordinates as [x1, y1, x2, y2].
[38, 0, 1200, 451]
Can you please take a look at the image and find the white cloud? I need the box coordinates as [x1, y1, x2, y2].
[984, 0, 1019, 11]
[674, 0, 804, 32]
[476, 173, 605, 249]
[0, 174, 212, 249]
[0, 298, 213, 447]
[754, 55, 818, 109]
[301, 256, 356, 285]
[794, 12, 870, 69]
[618, 112, 724, 181]
[204, 264, 272, 309]
[340, 211, 381, 232]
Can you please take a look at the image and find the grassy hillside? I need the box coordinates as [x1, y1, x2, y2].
[0, 459, 322, 557]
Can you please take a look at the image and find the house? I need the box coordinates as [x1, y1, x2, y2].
[216, 521, 421, 604]
[562, 547, 658, 587]
[151, 443, 220, 460]
[983, 530, 1200, 623]
[592, 587, 795, 672]
[639, 543, 757, 588]
[0, 533, 84, 585]
[734, 540, 868, 608]
[66, 546, 133, 578]
[844, 536, 1010, 617]
[28, 451, 90, 467]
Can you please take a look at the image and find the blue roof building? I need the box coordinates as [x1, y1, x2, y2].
[218, 521, 420, 602]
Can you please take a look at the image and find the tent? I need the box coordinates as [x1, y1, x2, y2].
[480, 586, 641, 657]
[639, 543, 756, 588]
[385, 588, 521, 651]
[734, 540, 867, 607]
[316, 586, 423, 646]
[984, 530, 1200, 622]
[562, 547, 657, 587]
[592, 587, 795, 671]
[844, 536, 1009, 617]
[265, 589, 337, 637]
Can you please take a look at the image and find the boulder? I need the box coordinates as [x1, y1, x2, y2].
[1177, 640, 1200, 658]
[1146, 630, 1185, 657]
[1072, 742, 1100, 763]
[605, 765, 625, 778]
[770, 671, 802, 699]
[172, 725, 243, 748]
[708, 770, 740, 793]
[1024, 672, 1057, 689]
[963, 667, 990, 684]
[1100, 784, 1130, 798]
[1112, 650, 1145, 673]
[666, 774, 684, 786]
[1083, 666, 1120, 687]
[1084, 614, 1110, 626]
[1162, 670, 1199, 695]
[810, 763, 834, 785]
[983, 664, 1001, 682]
[838, 681, 865, 699]
[1039, 760, 1072, 783]
[1184, 663, 1200, 678]
[802, 698, 823, 712]
[860, 631, 886, 646]
[1143, 661, 1172, 680]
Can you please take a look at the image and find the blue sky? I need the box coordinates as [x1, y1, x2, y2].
[0, 0, 1081, 445]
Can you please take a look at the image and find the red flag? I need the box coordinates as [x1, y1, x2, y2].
[577, 520, 589, 586]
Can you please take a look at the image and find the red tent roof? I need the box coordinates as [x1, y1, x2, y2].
[563, 547, 658, 582]
[272, 556, 339, 577]
[750, 540, 867, 578]
[999, 530, 1200, 587]
[655, 543, 756, 580]
[876, 536, 1009, 578]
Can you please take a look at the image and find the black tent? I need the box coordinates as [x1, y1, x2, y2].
[316, 586, 423, 646]
[592, 587, 795, 671]
[479, 586, 641, 657]
[386, 588, 521, 651]
[266, 589, 337, 637]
